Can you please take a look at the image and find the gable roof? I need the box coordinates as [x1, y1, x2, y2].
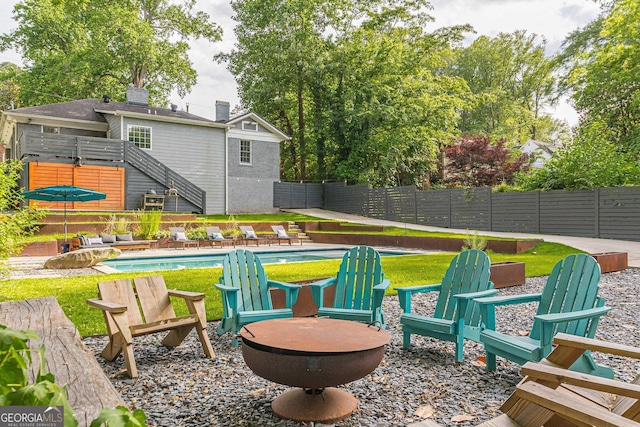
[226, 112, 290, 141]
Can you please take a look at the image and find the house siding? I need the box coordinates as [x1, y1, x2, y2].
[120, 117, 225, 214]
[228, 136, 280, 213]
[104, 115, 121, 140]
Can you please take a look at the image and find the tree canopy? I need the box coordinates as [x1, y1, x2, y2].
[222, 0, 471, 187]
[1, 0, 222, 106]
[559, 0, 640, 153]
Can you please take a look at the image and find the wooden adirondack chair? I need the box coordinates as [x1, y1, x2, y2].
[475, 253, 613, 377]
[308, 246, 390, 327]
[396, 249, 497, 363]
[86, 276, 215, 378]
[215, 249, 301, 346]
[477, 381, 640, 427]
[496, 333, 640, 426]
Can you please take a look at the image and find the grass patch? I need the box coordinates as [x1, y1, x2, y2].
[0, 242, 580, 337]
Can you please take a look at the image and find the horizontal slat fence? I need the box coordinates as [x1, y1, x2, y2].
[273, 182, 640, 242]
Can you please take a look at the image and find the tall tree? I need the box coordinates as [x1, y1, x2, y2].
[444, 134, 529, 187]
[1, 0, 222, 106]
[448, 31, 560, 145]
[0, 62, 22, 110]
[222, 0, 470, 186]
[558, 0, 640, 153]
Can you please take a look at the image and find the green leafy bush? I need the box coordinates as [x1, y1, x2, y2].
[136, 209, 162, 239]
[0, 325, 146, 427]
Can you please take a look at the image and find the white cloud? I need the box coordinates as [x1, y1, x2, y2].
[1, 0, 601, 125]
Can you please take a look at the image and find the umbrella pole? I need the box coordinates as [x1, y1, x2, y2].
[64, 200, 68, 242]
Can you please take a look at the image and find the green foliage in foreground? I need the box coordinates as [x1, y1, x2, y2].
[0, 242, 580, 337]
[0, 326, 145, 426]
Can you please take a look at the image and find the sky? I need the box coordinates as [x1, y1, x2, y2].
[0, 0, 602, 124]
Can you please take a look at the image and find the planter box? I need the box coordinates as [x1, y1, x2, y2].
[589, 252, 628, 273]
[306, 231, 541, 254]
[271, 277, 334, 317]
[491, 262, 525, 289]
[18, 240, 60, 256]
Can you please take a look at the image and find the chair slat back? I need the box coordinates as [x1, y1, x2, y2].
[133, 276, 176, 323]
[97, 279, 144, 332]
[221, 249, 271, 312]
[530, 254, 602, 340]
[169, 227, 185, 240]
[333, 246, 383, 311]
[205, 226, 221, 235]
[434, 249, 492, 324]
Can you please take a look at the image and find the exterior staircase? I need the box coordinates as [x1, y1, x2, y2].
[289, 222, 311, 242]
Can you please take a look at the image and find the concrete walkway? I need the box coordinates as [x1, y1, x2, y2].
[285, 208, 640, 268]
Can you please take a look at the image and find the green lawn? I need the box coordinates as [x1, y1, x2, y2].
[0, 242, 581, 337]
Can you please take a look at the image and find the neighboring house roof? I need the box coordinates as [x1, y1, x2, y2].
[226, 112, 291, 141]
[518, 139, 557, 169]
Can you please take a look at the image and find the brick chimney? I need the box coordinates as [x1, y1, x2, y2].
[126, 85, 149, 106]
[215, 100, 230, 122]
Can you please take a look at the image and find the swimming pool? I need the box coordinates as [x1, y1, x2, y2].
[102, 248, 408, 273]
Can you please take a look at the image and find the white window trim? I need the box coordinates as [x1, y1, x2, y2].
[241, 121, 258, 131]
[127, 124, 152, 150]
[239, 139, 252, 165]
[42, 125, 60, 134]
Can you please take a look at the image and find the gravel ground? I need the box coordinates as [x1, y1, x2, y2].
[82, 268, 640, 427]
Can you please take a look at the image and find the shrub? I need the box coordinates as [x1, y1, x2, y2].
[136, 209, 162, 239]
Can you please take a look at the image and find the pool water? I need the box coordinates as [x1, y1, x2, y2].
[102, 249, 407, 273]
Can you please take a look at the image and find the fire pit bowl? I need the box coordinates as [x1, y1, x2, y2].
[240, 317, 390, 423]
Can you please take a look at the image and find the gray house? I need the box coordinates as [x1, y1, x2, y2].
[0, 87, 289, 214]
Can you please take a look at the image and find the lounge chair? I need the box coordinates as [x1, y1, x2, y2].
[168, 227, 199, 249]
[271, 225, 302, 245]
[203, 226, 235, 248]
[239, 225, 269, 246]
[86, 275, 215, 377]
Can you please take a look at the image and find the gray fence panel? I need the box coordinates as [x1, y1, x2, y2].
[598, 187, 640, 240]
[306, 184, 324, 208]
[539, 190, 597, 237]
[343, 184, 369, 215]
[416, 189, 451, 228]
[324, 182, 348, 212]
[273, 182, 292, 207]
[367, 188, 387, 219]
[451, 188, 492, 230]
[386, 186, 417, 223]
[491, 192, 539, 233]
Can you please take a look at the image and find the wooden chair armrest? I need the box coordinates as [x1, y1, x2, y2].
[86, 298, 127, 313]
[168, 289, 206, 301]
[553, 332, 640, 360]
[453, 288, 499, 301]
[307, 277, 337, 289]
[267, 280, 302, 291]
[513, 381, 640, 427]
[214, 284, 239, 293]
[521, 361, 640, 399]
[373, 279, 391, 292]
[536, 306, 611, 324]
[395, 283, 442, 295]
[396, 283, 442, 312]
[474, 292, 542, 307]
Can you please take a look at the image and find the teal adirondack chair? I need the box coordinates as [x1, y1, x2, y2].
[309, 246, 390, 326]
[396, 249, 497, 363]
[215, 249, 301, 346]
[476, 253, 613, 377]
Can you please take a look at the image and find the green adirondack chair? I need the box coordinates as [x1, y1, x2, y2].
[215, 249, 301, 346]
[309, 246, 390, 326]
[396, 249, 497, 363]
[476, 253, 613, 377]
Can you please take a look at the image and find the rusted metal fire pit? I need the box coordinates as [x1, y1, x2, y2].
[240, 317, 390, 423]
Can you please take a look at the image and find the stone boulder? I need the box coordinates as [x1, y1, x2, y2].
[44, 247, 121, 269]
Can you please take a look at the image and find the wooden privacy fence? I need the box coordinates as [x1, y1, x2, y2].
[273, 182, 640, 242]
